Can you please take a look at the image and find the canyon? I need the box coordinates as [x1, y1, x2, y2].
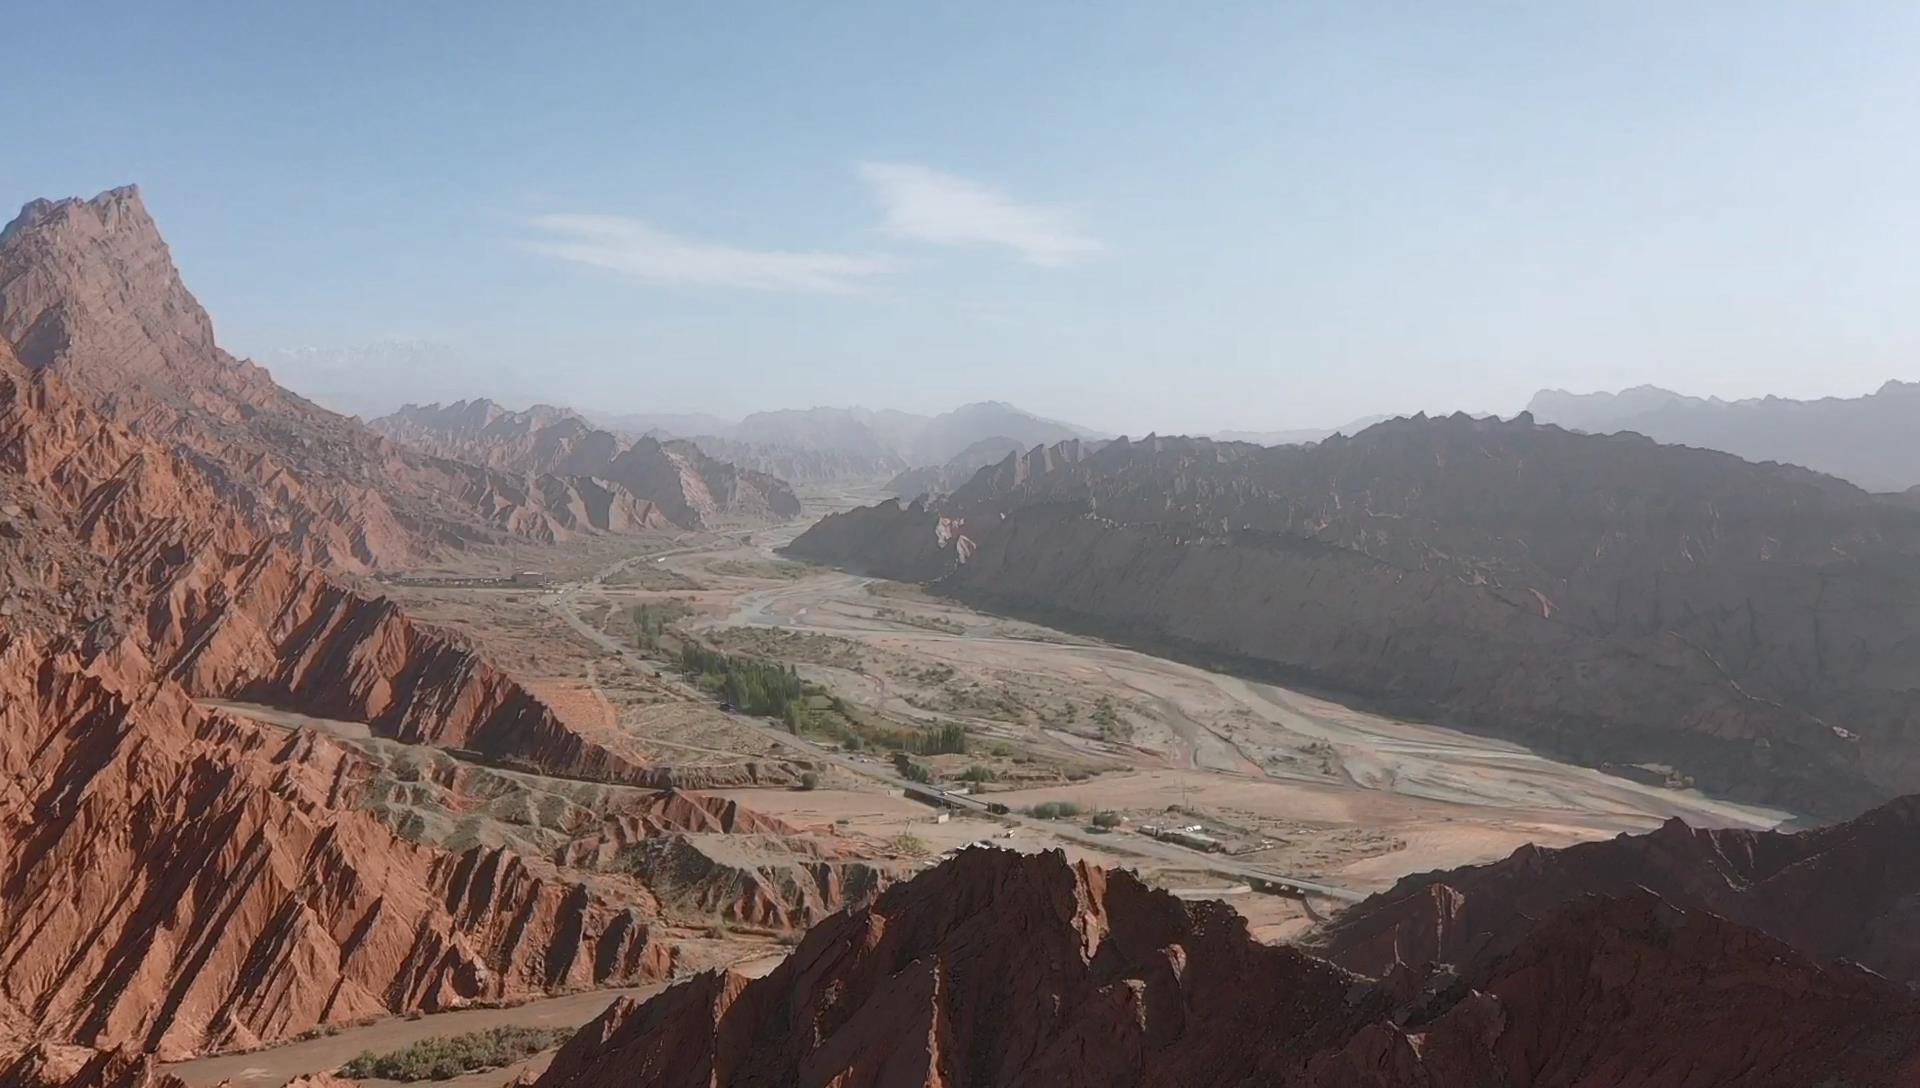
[5, 181, 1920, 1088]
[0, 186, 887, 1082]
[789, 422, 1920, 816]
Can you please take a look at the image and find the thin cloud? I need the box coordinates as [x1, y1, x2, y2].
[523, 214, 895, 293]
[858, 162, 1103, 266]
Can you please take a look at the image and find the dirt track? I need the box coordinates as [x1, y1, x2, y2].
[164, 986, 661, 1088]
[661, 491, 1790, 892]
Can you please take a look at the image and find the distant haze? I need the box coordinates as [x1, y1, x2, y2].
[1528, 381, 1920, 492]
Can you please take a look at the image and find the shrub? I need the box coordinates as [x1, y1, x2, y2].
[892, 832, 930, 857]
[957, 765, 995, 783]
[337, 1026, 575, 1081]
[908, 722, 969, 755]
[1025, 801, 1083, 820]
[677, 643, 806, 717]
[798, 770, 820, 790]
[1090, 811, 1123, 829]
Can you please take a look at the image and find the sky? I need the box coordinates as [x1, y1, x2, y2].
[4, 1, 1919, 434]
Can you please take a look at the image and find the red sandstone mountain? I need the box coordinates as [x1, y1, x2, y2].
[790, 418, 1920, 815]
[0, 1045, 187, 1088]
[0, 188, 670, 563]
[534, 848, 1920, 1087]
[1309, 792, 1920, 984]
[0, 185, 840, 1064]
[0, 632, 674, 1060]
[0, 339, 668, 784]
[371, 400, 802, 527]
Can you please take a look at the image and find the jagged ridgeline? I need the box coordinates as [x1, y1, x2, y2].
[789, 424, 1920, 817]
[0, 187, 836, 1074]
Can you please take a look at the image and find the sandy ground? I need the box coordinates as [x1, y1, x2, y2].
[660, 488, 1789, 898]
[337, 483, 1793, 929]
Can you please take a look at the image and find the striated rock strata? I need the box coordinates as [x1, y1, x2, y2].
[1310, 791, 1920, 983]
[0, 189, 665, 566]
[0, 1045, 187, 1088]
[0, 343, 665, 784]
[533, 847, 1920, 1088]
[0, 633, 673, 1059]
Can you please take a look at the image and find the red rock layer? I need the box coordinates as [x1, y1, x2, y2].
[1310, 792, 1920, 983]
[0, 632, 673, 1060]
[534, 848, 1920, 1088]
[0, 350, 661, 784]
[553, 791, 892, 929]
[0, 189, 662, 567]
[0, 1045, 186, 1088]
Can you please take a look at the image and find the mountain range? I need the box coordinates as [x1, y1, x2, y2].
[789, 415, 1920, 817]
[368, 399, 801, 526]
[0, 185, 847, 1080]
[1527, 380, 1920, 492]
[11, 181, 1920, 1088]
[591, 401, 1103, 482]
[529, 833, 1920, 1087]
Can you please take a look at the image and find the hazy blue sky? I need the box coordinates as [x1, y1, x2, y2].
[5, 2, 1918, 432]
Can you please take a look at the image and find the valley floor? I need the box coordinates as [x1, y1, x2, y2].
[680, 491, 1787, 900]
[480, 484, 1788, 927]
[165, 482, 1797, 1086]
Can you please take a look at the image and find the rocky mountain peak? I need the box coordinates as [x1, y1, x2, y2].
[1, 185, 147, 243]
[0, 185, 225, 395]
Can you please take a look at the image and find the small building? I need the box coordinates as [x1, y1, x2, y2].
[511, 570, 551, 587]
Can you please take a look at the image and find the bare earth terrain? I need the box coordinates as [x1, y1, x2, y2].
[162, 484, 1793, 1085]
[514, 486, 1786, 917]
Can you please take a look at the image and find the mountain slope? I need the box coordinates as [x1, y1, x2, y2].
[0, 631, 676, 1059]
[0, 189, 656, 564]
[886, 434, 1029, 499]
[1310, 792, 1920, 983]
[0, 346, 677, 784]
[905, 401, 1094, 465]
[1528, 380, 1920, 491]
[790, 416, 1920, 814]
[370, 400, 800, 527]
[532, 848, 1920, 1088]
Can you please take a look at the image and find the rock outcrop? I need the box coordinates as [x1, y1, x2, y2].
[0, 1045, 187, 1088]
[1309, 791, 1920, 983]
[0, 347, 660, 784]
[0, 189, 659, 565]
[0, 633, 673, 1059]
[549, 791, 898, 929]
[0, 186, 850, 1068]
[790, 418, 1920, 815]
[370, 400, 800, 527]
[533, 848, 1920, 1088]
